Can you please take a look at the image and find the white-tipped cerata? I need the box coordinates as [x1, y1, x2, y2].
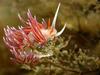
[52, 3, 61, 28]
[18, 13, 22, 20]
[18, 13, 26, 24]
[56, 24, 66, 37]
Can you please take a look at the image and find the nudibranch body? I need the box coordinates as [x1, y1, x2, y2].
[3, 3, 66, 49]
[3, 3, 66, 65]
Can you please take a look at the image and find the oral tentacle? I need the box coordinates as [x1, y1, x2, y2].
[56, 24, 66, 37]
[51, 3, 60, 28]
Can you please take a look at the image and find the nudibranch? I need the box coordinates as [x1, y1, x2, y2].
[3, 3, 66, 65]
[3, 3, 66, 49]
